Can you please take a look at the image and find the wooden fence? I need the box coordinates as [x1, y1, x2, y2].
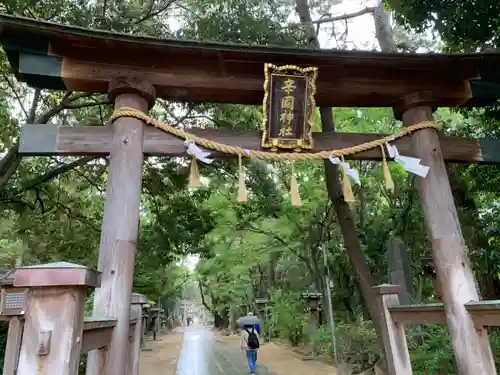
[375, 284, 500, 375]
[0, 263, 158, 375]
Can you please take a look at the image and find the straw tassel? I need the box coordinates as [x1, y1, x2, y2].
[237, 154, 248, 202]
[380, 145, 394, 192]
[188, 156, 201, 188]
[341, 156, 355, 203]
[290, 161, 301, 207]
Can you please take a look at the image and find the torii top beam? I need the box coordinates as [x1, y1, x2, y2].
[1, 14, 500, 108]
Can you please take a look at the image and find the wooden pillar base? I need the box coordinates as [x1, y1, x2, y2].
[394, 93, 496, 375]
[3, 316, 23, 375]
[14, 263, 100, 375]
[373, 285, 412, 375]
[129, 293, 148, 375]
[87, 78, 156, 375]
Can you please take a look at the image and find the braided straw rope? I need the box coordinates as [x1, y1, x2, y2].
[110, 107, 440, 161]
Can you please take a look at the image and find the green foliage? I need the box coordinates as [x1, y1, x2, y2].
[407, 326, 456, 375]
[85, 292, 95, 316]
[387, 0, 500, 50]
[0, 322, 7, 373]
[316, 319, 379, 373]
[181, 0, 302, 46]
[268, 289, 308, 346]
[134, 262, 191, 304]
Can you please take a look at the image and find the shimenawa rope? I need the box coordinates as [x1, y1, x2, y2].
[109, 107, 440, 161]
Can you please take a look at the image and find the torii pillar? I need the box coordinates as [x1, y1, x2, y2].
[86, 78, 155, 375]
[395, 92, 496, 375]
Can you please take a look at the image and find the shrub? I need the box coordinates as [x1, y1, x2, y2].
[316, 318, 380, 372]
[407, 325, 456, 375]
[268, 289, 308, 346]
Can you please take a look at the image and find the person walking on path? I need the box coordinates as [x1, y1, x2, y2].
[240, 314, 261, 375]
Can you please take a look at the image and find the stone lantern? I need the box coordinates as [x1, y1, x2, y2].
[255, 298, 268, 342]
[255, 298, 268, 313]
[239, 302, 249, 315]
[301, 291, 322, 312]
[301, 290, 322, 357]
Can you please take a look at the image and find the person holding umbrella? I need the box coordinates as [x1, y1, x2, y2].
[239, 312, 261, 375]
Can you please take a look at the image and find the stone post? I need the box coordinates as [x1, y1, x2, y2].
[255, 298, 268, 342]
[301, 291, 322, 357]
[15, 262, 100, 375]
[387, 236, 413, 305]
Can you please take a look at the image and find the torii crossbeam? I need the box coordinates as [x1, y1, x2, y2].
[17, 122, 500, 163]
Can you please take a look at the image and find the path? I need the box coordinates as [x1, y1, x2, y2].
[176, 325, 274, 375]
[219, 333, 338, 375]
[140, 326, 339, 375]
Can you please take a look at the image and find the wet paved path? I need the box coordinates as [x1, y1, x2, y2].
[176, 326, 274, 375]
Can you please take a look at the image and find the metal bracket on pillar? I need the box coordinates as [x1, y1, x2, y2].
[37, 331, 52, 356]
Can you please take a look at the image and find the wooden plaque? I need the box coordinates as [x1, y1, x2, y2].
[261, 63, 318, 150]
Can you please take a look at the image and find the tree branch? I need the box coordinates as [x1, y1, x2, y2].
[0, 88, 41, 187]
[198, 281, 213, 311]
[27, 89, 41, 123]
[0, 92, 109, 189]
[0, 151, 22, 187]
[133, 0, 178, 25]
[19, 157, 98, 192]
[49, 195, 101, 233]
[312, 7, 376, 25]
[286, 6, 377, 30]
[39, 94, 109, 123]
[1, 72, 29, 118]
[49, 156, 106, 193]
[64, 99, 110, 109]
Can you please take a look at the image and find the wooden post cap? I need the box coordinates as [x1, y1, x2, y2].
[131, 293, 148, 305]
[393, 91, 438, 121]
[108, 77, 156, 109]
[14, 262, 101, 288]
[373, 284, 401, 295]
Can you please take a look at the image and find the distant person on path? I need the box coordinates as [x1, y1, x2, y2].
[240, 312, 260, 375]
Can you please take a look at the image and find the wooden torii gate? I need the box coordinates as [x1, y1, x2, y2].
[1, 14, 500, 375]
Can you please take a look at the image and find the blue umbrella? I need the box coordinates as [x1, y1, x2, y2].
[237, 315, 260, 326]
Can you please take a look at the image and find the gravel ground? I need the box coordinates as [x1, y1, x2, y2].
[139, 328, 184, 375]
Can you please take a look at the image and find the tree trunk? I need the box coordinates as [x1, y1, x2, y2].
[213, 305, 229, 329]
[294, 0, 385, 339]
[213, 312, 226, 328]
[267, 250, 279, 291]
[372, 3, 397, 52]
